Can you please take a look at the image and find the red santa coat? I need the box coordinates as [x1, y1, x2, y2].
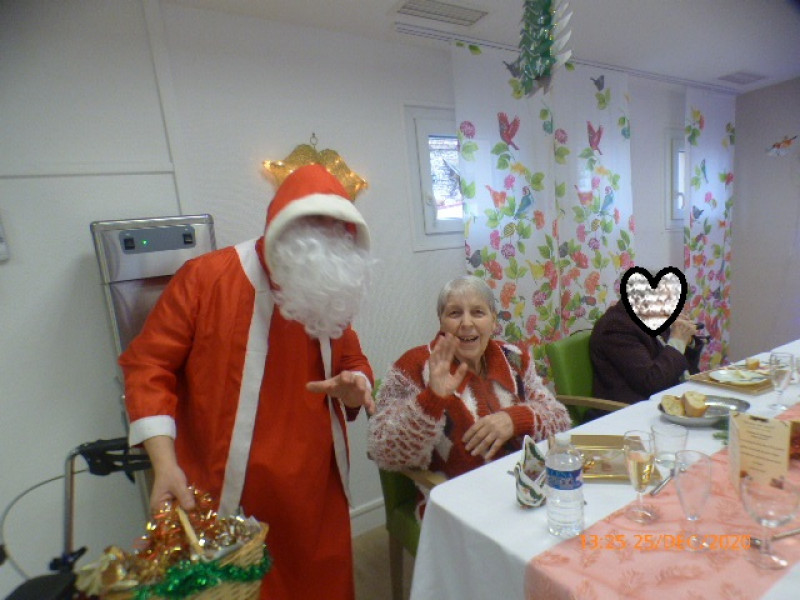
[119, 236, 373, 600]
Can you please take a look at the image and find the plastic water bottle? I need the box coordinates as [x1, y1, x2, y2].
[545, 431, 584, 538]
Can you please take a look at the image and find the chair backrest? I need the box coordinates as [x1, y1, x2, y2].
[379, 469, 418, 519]
[379, 469, 424, 556]
[372, 380, 424, 556]
[545, 329, 593, 397]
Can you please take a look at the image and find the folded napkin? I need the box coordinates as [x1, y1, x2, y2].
[514, 435, 547, 508]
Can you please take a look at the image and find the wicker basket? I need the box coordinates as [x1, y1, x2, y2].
[104, 521, 269, 600]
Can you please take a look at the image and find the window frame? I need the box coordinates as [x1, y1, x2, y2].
[405, 105, 464, 252]
[665, 128, 687, 231]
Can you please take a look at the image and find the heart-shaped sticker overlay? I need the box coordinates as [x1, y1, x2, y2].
[620, 266, 688, 337]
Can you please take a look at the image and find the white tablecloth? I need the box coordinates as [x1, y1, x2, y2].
[410, 341, 800, 600]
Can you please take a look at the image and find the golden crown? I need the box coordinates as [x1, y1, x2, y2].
[262, 141, 368, 201]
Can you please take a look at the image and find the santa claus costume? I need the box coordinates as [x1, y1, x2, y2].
[120, 164, 373, 599]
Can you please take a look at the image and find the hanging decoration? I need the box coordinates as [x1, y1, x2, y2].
[766, 134, 797, 157]
[262, 133, 368, 200]
[511, 0, 573, 97]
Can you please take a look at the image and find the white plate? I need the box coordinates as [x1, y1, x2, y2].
[709, 369, 768, 386]
[658, 396, 751, 426]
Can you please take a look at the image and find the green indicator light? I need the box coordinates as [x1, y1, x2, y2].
[142, 240, 148, 246]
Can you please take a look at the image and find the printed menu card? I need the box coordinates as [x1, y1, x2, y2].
[728, 412, 797, 488]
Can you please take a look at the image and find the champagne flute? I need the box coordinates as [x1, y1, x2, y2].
[741, 475, 800, 569]
[623, 430, 659, 524]
[673, 450, 712, 551]
[768, 352, 794, 411]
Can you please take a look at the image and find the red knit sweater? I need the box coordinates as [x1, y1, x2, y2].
[367, 338, 570, 516]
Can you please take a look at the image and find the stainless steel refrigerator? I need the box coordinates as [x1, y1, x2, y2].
[90, 214, 216, 508]
[91, 214, 216, 359]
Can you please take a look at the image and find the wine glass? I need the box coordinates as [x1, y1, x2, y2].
[673, 450, 712, 551]
[623, 430, 659, 524]
[768, 352, 794, 411]
[740, 475, 800, 569]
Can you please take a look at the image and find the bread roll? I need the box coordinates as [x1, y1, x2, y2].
[682, 391, 707, 417]
[661, 394, 684, 416]
[745, 357, 760, 370]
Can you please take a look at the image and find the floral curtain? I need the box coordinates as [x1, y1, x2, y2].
[452, 44, 635, 373]
[683, 89, 735, 368]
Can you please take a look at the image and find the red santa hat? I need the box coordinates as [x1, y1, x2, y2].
[264, 163, 370, 271]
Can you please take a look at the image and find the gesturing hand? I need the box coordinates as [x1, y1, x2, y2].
[428, 332, 468, 398]
[307, 370, 375, 416]
[463, 412, 514, 461]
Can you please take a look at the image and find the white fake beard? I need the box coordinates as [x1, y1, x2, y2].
[270, 218, 373, 339]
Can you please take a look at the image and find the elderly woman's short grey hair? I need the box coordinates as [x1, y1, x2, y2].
[436, 275, 497, 317]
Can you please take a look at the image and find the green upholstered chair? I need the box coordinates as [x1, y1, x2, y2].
[378, 467, 445, 600]
[545, 329, 626, 423]
[371, 379, 446, 600]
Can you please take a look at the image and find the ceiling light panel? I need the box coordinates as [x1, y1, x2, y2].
[397, 0, 488, 27]
[717, 71, 767, 85]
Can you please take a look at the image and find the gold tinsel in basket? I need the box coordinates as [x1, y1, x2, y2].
[76, 487, 270, 600]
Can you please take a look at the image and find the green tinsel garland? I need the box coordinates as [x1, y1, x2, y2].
[519, 0, 555, 93]
[133, 547, 272, 600]
[517, 0, 571, 96]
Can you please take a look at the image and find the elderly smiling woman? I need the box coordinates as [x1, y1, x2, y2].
[367, 275, 570, 517]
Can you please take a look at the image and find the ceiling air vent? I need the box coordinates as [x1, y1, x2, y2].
[397, 0, 488, 27]
[717, 71, 768, 85]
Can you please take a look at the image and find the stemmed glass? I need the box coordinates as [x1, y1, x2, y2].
[768, 352, 794, 411]
[741, 475, 800, 569]
[623, 430, 659, 524]
[673, 450, 712, 551]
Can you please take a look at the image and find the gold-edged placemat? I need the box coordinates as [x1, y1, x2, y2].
[571, 434, 664, 482]
[689, 368, 774, 395]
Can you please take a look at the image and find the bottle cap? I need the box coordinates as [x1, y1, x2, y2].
[554, 431, 571, 445]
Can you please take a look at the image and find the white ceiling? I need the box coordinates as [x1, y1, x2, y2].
[167, 0, 800, 94]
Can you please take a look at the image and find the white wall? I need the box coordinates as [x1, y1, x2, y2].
[628, 77, 686, 272]
[730, 77, 800, 359]
[0, 1, 179, 595]
[0, 1, 690, 596]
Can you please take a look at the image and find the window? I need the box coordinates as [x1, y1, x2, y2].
[405, 105, 464, 251]
[427, 135, 463, 223]
[666, 128, 686, 230]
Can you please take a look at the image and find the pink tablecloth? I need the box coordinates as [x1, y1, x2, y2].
[526, 406, 800, 600]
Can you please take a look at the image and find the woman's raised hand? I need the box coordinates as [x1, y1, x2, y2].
[428, 332, 469, 398]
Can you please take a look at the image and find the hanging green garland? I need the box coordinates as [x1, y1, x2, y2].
[515, 0, 573, 96]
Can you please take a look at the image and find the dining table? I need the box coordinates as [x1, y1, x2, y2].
[409, 339, 800, 600]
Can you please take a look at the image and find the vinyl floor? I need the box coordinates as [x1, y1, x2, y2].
[353, 526, 414, 600]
